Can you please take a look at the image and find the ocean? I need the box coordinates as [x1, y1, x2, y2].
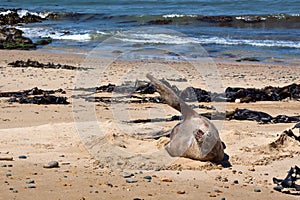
[1, 0, 299, 63]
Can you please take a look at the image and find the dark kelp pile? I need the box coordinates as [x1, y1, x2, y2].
[0, 87, 69, 104]
[126, 108, 300, 124]
[8, 59, 86, 71]
[82, 81, 300, 103]
[226, 109, 300, 123]
[273, 165, 300, 195]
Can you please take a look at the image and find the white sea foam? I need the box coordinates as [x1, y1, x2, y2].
[51, 33, 91, 41]
[0, 9, 51, 18]
[162, 14, 197, 18]
[17, 26, 91, 41]
[116, 33, 300, 49]
[0, 10, 13, 15]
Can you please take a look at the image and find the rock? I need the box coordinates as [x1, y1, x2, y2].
[126, 179, 137, 183]
[248, 167, 255, 171]
[143, 176, 152, 180]
[6, 173, 12, 177]
[209, 194, 217, 197]
[236, 57, 260, 62]
[34, 37, 52, 45]
[122, 173, 134, 178]
[0, 157, 13, 161]
[18, 155, 27, 159]
[146, 19, 172, 25]
[177, 190, 185, 194]
[161, 178, 172, 182]
[43, 161, 59, 168]
[26, 180, 35, 184]
[254, 188, 261, 192]
[13, 189, 18, 193]
[233, 180, 239, 184]
[27, 185, 36, 189]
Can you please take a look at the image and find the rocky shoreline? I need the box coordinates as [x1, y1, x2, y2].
[0, 8, 52, 50]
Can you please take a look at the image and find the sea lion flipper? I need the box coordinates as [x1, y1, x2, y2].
[146, 74, 197, 119]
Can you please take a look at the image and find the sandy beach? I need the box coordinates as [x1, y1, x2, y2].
[0, 49, 300, 200]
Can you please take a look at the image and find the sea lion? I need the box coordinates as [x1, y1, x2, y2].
[146, 74, 224, 163]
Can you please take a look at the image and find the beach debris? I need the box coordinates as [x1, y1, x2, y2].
[8, 59, 86, 70]
[0, 157, 13, 161]
[282, 129, 300, 142]
[143, 175, 152, 180]
[146, 19, 172, 25]
[18, 155, 27, 159]
[0, 87, 69, 105]
[273, 165, 300, 195]
[25, 180, 35, 184]
[160, 178, 173, 182]
[292, 122, 300, 133]
[122, 173, 134, 178]
[177, 190, 185, 194]
[84, 81, 300, 103]
[227, 108, 300, 123]
[236, 57, 260, 62]
[9, 95, 69, 104]
[147, 74, 225, 163]
[126, 178, 138, 183]
[126, 108, 299, 128]
[43, 161, 59, 168]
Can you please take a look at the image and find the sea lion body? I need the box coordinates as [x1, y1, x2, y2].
[146, 74, 224, 163]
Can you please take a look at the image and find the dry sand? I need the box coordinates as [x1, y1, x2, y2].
[0, 50, 300, 199]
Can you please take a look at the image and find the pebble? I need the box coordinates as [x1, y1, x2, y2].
[126, 179, 137, 183]
[26, 180, 35, 184]
[6, 173, 12, 177]
[209, 194, 217, 197]
[2, 164, 7, 167]
[43, 161, 59, 168]
[161, 178, 172, 182]
[122, 173, 134, 178]
[254, 188, 261, 192]
[221, 198, 226, 200]
[233, 180, 239, 184]
[13, 189, 18, 193]
[0, 157, 13, 161]
[28, 185, 36, 189]
[177, 190, 185, 194]
[248, 167, 255, 171]
[143, 176, 152, 180]
[18, 155, 27, 159]
[214, 188, 222, 193]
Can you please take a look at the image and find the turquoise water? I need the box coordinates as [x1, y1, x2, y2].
[1, 0, 299, 63]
